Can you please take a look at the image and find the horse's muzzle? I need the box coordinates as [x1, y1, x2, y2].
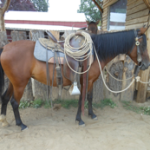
[139, 62, 150, 70]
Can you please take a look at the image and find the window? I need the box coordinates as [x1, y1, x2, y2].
[108, 0, 127, 31]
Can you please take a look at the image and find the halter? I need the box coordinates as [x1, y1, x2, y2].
[134, 30, 143, 76]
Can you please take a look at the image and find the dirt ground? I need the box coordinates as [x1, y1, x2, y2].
[1, 100, 150, 150]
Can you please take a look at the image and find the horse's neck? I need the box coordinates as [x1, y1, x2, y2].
[93, 55, 117, 76]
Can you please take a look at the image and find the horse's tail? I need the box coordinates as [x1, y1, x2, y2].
[0, 48, 4, 96]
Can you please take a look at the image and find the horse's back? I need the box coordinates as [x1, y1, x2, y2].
[3, 40, 35, 52]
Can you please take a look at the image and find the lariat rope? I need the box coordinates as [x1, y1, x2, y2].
[93, 45, 150, 93]
[104, 65, 134, 81]
[93, 46, 136, 93]
[64, 32, 93, 74]
[105, 66, 150, 84]
[64, 32, 150, 93]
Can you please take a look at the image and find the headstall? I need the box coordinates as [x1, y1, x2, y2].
[134, 30, 143, 76]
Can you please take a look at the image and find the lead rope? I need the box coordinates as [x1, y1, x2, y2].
[104, 65, 134, 81]
[94, 45, 150, 93]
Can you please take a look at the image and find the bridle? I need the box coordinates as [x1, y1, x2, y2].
[134, 30, 144, 76]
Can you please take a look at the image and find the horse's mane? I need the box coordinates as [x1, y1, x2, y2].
[91, 29, 146, 61]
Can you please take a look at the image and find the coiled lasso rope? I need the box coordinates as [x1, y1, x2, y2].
[64, 32, 93, 74]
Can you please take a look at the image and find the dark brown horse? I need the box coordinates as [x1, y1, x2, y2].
[0, 27, 149, 130]
[86, 20, 99, 34]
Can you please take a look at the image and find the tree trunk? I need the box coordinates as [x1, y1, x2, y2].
[0, 0, 11, 31]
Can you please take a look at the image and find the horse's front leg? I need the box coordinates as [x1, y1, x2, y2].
[76, 95, 85, 126]
[87, 88, 97, 120]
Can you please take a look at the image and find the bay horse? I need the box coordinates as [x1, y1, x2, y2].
[0, 27, 149, 130]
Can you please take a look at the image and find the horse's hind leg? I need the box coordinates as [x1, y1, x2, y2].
[87, 89, 97, 120]
[10, 85, 27, 131]
[0, 82, 13, 127]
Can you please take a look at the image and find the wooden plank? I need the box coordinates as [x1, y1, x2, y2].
[104, 57, 124, 101]
[49, 30, 60, 41]
[102, 26, 107, 30]
[103, 0, 118, 8]
[29, 30, 44, 41]
[103, 8, 109, 16]
[120, 56, 135, 101]
[125, 16, 148, 26]
[126, 9, 149, 21]
[0, 31, 8, 48]
[136, 26, 150, 103]
[102, 13, 108, 19]
[127, 0, 138, 6]
[125, 22, 148, 29]
[11, 31, 27, 41]
[127, 3, 147, 16]
[102, 18, 107, 22]
[102, 11, 108, 17]
[103, 7, 109, 12]
[102, 21, 107, 28]
[146, 91, 150, 99]
[127, 0, 143, 10]
[102, 24, 107, 28]
[102, 17, 108, 22]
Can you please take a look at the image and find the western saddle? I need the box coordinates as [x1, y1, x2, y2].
[38, 31, 92, 101]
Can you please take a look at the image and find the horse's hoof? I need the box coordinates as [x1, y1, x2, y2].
[79, 123, 85, 127]
[92, 115, 97, 120]
[0, 115, 9, 127]
[79, 120, 85, 126]
[2, 121, 9, 127]
[93, 116, 97, 120]
[89, 114, 97, 120]
[21, 124, 28, 131]
[0, 115, 6, 122]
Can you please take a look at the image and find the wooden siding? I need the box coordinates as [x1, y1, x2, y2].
[125, 0, 150, 102]
[125, 0, 149, 29]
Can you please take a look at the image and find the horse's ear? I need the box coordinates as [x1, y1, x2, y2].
[138, 25, 150, 35]
[86, 20, 89, 25]
[96, 20, 100, 25]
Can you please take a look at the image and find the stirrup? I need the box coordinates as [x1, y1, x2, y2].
[69, 82, 80, 95]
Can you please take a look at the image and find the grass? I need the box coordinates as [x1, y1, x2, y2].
[53, 99, 78, 109]
[19, 101, 32, 109]
[19, 98, 117, 109]
[96, 99, 117, 109]
[121, 101, 150, 115]
[31, 99, 43, 108]
[19, 99, 43, 109]
[19, 98, 150, 117]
